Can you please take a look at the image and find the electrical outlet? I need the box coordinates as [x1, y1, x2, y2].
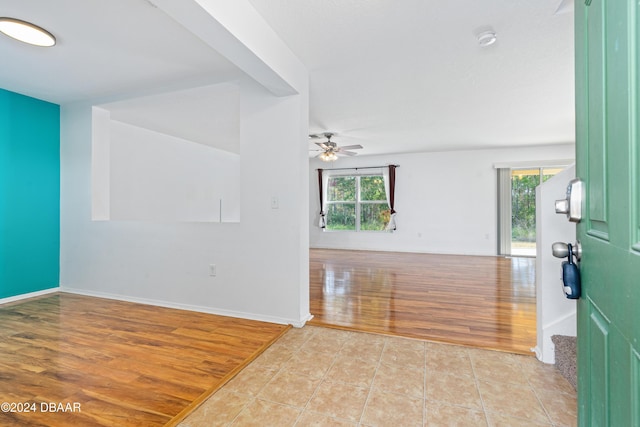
[209, 264, 216, 277]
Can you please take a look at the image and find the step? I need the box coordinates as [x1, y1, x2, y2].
[552, 334, 577, 390]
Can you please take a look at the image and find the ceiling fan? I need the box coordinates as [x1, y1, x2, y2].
[309, 132, 363, 162]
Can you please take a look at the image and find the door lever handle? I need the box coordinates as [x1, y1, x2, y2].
[552, 241, 582, 262]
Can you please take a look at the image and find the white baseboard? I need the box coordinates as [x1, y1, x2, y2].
[538, 310, 577, 364]
[60, 287, 311, 327]
[0, 287, 60, 305]
[532, 346, 543, 361]
[309, 245, 496, 257]
[292, 313, 314, 328]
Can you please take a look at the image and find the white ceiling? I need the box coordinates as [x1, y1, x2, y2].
[0, 0, 575, 157]
[0, 0, 243, 103]
[247, 0, 575, 156]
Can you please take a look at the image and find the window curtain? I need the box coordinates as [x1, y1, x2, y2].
[497, 168, 512, 255]
[382, 165, 397, 231]
[317, 169, 328, 228]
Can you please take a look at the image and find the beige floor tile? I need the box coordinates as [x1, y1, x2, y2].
[467, 347, 523, 365]
[301, 330, 348, 355]
[312, 326, 354, 341]
[425, 400, 488, 427]
[528, 371, 576, 397]
[179, 389, 251, 427]
[374, 362, 424, 398]
[536, 390, 577, 427]
[305, 380, 369, 422]
[325, 353, 378, 387]
[381, 337, 425, 370]
[276, 326, 316, 349]
[485, 411, 553, 427]
[283, 348, 336, 379]
[295, 411, 358, 426]
[517, 353, 556, 377]
[250, 342, 296, 371]
[478, 380, 550, 424]
[425, 341, 470, 357]
[425, 347, 474, 378]
[339, 333, 386, 363]
[521, 358, 576, 396]
[425, 371, 483, 411]
[469, 349, 530, 386]
[257, 370, 322, 408]
[230, 398, 301, 427]
[224, 363, 278, 396]
[362, 388, 424, 427]
[182, 327, 578, 427]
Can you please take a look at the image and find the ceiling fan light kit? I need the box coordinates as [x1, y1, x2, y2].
[319, 151, 338, 162]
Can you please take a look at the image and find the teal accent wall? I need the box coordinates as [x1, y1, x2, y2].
[0, 89, 60, 298]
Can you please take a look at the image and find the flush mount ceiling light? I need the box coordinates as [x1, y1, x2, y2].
[477, 30, 497, 47]
[0, 17, 56, 47]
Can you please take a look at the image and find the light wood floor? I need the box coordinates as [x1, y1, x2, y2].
[309, 248, 536, 355]
[0, 293, 288, 427]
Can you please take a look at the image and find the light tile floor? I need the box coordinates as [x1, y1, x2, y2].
[179, 326, 576, 427]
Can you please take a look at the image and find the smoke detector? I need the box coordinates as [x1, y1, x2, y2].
[477, 30, 497, 47]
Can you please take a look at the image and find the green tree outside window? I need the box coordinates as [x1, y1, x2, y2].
[326, 174, 389, 231]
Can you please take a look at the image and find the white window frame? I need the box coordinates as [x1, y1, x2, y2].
[326, 173, 387, 232]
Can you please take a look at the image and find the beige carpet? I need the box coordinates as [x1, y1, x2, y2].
[552, 335, 577, 390]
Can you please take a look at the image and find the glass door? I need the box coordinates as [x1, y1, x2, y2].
[502, 167, 564, 256]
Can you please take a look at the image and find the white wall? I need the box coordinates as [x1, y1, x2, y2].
[107, 119, 241, 223]
[310, 144, 575, 256]
[535, 165, 577, 363]
[60, 78, 310, 326]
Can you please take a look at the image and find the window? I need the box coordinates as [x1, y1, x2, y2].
[326, 174, 389, 231]
[497, 166, 565, 256]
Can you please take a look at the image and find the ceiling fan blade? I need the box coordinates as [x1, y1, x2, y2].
[339, 150, 358, 156]
[338, 144, 363, 150]
[315, 142, 329, 149]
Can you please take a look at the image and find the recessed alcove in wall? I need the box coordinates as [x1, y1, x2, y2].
[91, 83, 240, 222]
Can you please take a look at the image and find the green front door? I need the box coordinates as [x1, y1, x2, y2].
[575, 0, 640, 425]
